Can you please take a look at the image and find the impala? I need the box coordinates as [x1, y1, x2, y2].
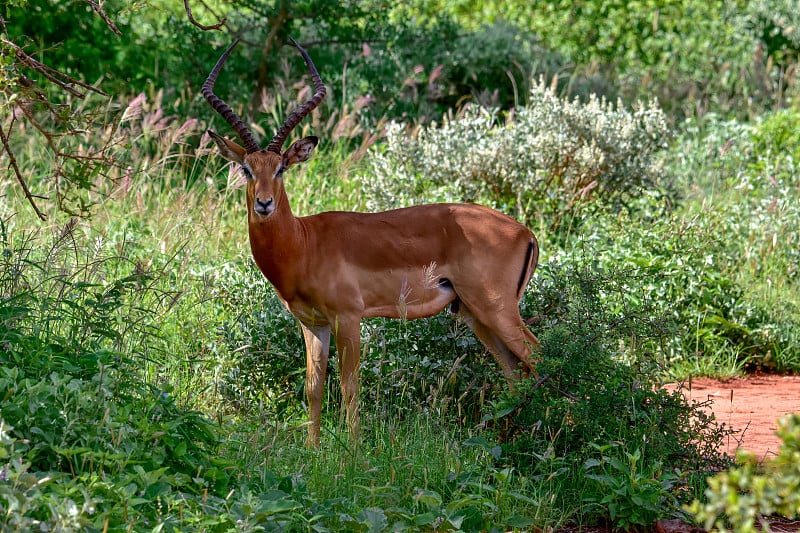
[203, 38, 541, 447]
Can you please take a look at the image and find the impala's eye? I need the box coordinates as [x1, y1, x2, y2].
[241, 165, 253, 180]
[275, 164, 285, 179]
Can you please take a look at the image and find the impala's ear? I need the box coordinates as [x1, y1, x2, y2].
[207, 130, 247, 165]
[283, 136, 319, 168]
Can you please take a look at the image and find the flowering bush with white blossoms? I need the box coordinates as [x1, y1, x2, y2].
[361, 81, 672, 231]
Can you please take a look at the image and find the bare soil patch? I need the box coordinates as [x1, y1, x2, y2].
[673, 375, 800, 460]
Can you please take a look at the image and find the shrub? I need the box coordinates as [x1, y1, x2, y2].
[437, 21, 565, 110]
[334, 17, 567, 121]
[446, 0, 799, 118]
[689, 414, 800, 533]
[489, 262, 734, 528]
[0, 219, 232, 529]
[361, 82, 672, 233]
[583, 445, 679, 531]
[661, 111, 800, 370]
[210, 260, 307, 417]
[562, 207, 796, 372]
[358, 312, 497, 426]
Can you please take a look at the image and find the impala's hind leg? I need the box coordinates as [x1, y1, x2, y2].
[458, 305, 538, 382]
[333, 317, 362, 443]
[487, 311, 540, 374]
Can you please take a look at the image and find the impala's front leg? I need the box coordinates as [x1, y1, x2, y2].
[300, 322, 331, 447]
[334, 317, 361, 442]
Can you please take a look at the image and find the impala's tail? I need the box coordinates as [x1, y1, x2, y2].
[516, 237, 539, 300]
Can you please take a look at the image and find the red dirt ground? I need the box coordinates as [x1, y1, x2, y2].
[671, 375, 800, 460]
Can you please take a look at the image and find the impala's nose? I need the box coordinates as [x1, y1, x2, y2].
[254, 197, 274, 215]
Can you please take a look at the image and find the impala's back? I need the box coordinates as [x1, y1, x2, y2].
[294, 203, 536, 321]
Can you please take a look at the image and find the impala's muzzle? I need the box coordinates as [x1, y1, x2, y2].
[254, 197, 274, 216]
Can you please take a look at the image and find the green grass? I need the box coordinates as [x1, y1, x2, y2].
[667, 349, 752, 381]
[226, 412, 563, 531]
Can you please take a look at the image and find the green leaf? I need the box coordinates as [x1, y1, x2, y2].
[584, 458, 602, 469]
[463, 436, 491, 448]
[414, 489, 442, 510]
[359, 507, 388, 533]
[506, 514, 537, 528]
[411, 512, 437, 526]
[257, 498, 302, 515]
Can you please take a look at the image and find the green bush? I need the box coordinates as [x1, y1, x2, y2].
[439, 0, 800, 118]
[0, 219, 233, 529]
[435, 21, 565, 110]
[210, 261, 307, 417]
[361, 82, 671, 233]
[563, 207, 795, 372]
[330, 17, 567, 121]
[358, 312, 497, 425]
[751, 110, 800, 160]
[583, 445, 678, 531]
[488, 262, 734, 529]
[661, 110, 800, 371]
[690, 414, 800, 533]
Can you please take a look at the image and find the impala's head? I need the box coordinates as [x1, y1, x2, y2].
[203, 38, 326, 219]
[206, 131, 318, 218]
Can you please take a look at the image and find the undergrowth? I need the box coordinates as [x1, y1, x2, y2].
[1, 194, 741, 531]
[0, 217, 556, 531]
[690, 414, 800, 533]
[496, 263, 735, 529]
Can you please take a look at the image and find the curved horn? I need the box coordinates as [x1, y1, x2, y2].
[202, 39, 260, 154]
[266, 37, 327, 154]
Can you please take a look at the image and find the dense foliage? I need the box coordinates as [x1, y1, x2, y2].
[1, 0, 799, 530]
[690, 414, 800, 532]
[0, 223, 736, 530]
[436, 0, 800, 118]
[493, 263, 734, 529]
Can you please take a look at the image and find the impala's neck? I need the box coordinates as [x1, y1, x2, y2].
[246, 189, 304, 298]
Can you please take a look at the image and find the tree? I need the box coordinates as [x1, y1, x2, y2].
[0, 1, 122, 218]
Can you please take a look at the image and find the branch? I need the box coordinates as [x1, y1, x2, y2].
[2, 36, 107, 98]
[184, 0, 227, 31]
[84, 0, 121, 36]
[0, 122, 47, 220]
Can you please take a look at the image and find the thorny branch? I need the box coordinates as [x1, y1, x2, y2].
[184, 0, 227, 31]
[3, 37, 107, 99]
[0, 122, 47, 220]
[84, 0, 122, 36]
[0, 15, 45, 219]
